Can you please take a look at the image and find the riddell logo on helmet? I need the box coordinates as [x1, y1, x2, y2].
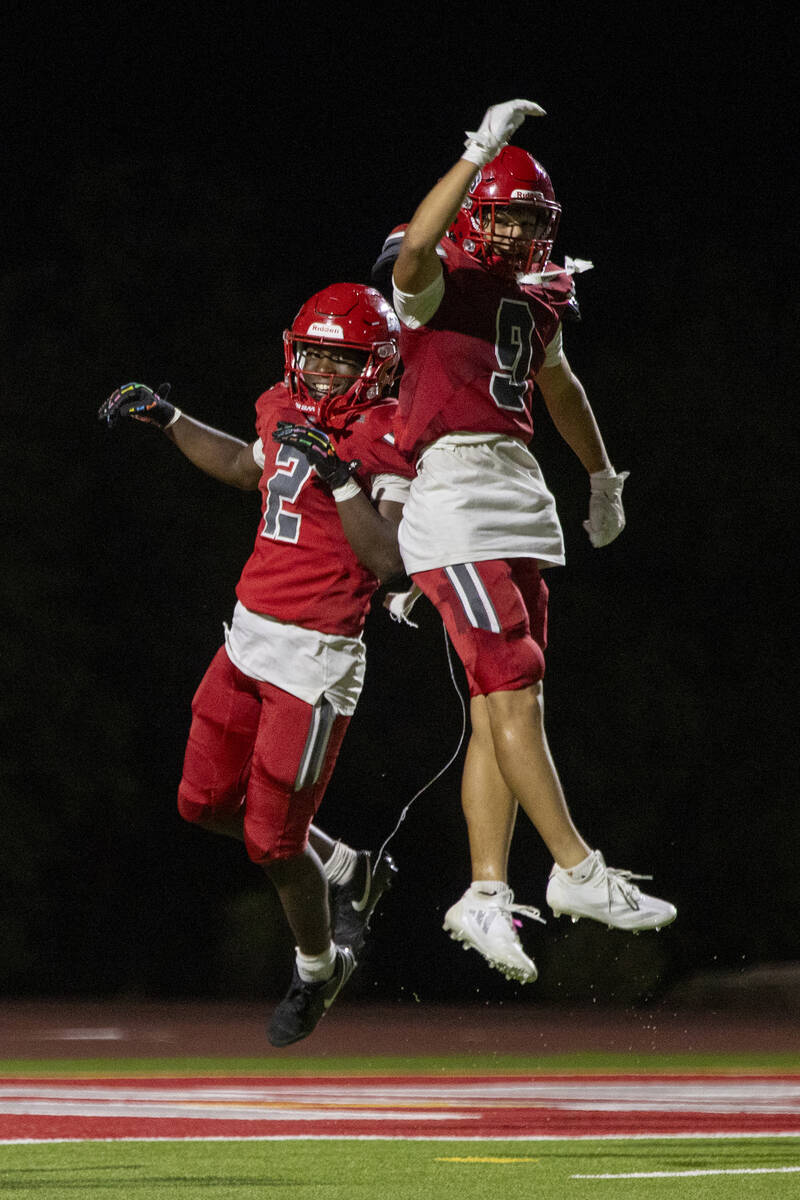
[307, 322, 344, 339]
[510, 189, 543, 201]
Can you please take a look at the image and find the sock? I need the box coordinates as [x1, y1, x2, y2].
[563, 851, 596, 884]
[295, 942, 336, 984]
[469, 879, 507, 897]
[323, 840, 358, 886]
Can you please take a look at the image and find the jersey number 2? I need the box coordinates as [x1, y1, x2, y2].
[262, 446, 312, 543]
[490, 298, 534, 412]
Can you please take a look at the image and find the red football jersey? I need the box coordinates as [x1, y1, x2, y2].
[235, 383, 413, 636]
[393, 236, 576, 460]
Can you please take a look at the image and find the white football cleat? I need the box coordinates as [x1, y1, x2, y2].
[443, 885, 544, 983]
[546, 850, 677, 931]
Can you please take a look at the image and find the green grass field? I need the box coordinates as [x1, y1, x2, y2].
[2, 1136, 800, 1199]
[2, 1052, 799, 1199]
[2, 1050, 798, 1076]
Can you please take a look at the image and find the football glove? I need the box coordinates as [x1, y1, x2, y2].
[583, 469, 630, 548]
[462, 99, 546, 167]
[98, 382, 176, 429]
[272, 421, 360, 491]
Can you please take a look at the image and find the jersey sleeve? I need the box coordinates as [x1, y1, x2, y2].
[542, 324, 563, 367]
[344, 405, 415, 492]
[370, 472, 412, 504]
[373, 223, 447, 325]
[392, 272, 445, 329]
[252, 438, 265, 468]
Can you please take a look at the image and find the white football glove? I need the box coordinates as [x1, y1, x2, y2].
[462, 99, 546, 167]
[583, 469, 630, 548]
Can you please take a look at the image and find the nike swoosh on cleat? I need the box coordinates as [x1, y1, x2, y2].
[351, 860, 373, 912]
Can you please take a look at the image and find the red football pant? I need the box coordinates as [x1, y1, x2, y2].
[413, 558, 548, 696]
[177, 647, 350, 863]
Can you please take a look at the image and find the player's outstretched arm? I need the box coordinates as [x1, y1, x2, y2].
[98, 382, 261, 490]
[393, 99, 545, 296]
[536, 357, 611, 476]
[536, 357, 628, 548]
[393, 158, 478, 295]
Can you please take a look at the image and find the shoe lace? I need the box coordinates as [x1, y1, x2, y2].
[603, 867, 653, 911]
[491, 889, 547, 927]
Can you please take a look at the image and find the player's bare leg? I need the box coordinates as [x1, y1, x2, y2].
[485, 682, 677, 931]
[484, 682, 589, 866]
[266, 845, 356, 1048]
[442, 695, 542, 983]
[190, 807, 245, 841]
[262, 846, 332, 955]
[462, 695, 516, 882]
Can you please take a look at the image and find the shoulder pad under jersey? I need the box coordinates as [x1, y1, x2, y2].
[371, 224, 449, 300]
[520, 258, 593, 322]
[370, 226, 407, 300]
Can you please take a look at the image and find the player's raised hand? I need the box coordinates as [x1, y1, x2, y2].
[463, 99, 546, 167]
[272, 421, 360, 491]
[98, 382, 176, 429]
[583, 469, 630, 548]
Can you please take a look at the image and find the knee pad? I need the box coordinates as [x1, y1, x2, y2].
[176, 777, 243, 827]
[176, 784, 208, 827]
[414, 560, 548, 697]
[462, 625, 546, 696]
[241, 763, 325, 866]
[244, 828, 308, 866]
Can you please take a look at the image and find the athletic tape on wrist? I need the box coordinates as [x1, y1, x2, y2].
[332, 477, 362, 502]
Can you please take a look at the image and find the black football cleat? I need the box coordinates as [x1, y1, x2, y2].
[329, 849, 398, 954]
[268, 945, 356, 1048]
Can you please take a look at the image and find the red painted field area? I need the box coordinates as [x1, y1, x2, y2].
[2, 1075, 800, 1141]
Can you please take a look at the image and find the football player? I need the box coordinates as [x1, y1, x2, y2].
[99, 283, 412, 1045]
[375, 100, 676, 984]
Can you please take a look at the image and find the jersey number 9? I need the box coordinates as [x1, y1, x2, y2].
[490, 298, 534, 413]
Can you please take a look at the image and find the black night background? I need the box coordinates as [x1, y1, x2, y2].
[2, 3, 796, 1020]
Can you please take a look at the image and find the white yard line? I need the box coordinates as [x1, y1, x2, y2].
[573, 1166, 800, 1179]
[4, 1132, 800, 1145]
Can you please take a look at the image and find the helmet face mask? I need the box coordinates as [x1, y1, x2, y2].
[284, 284, 400, 428]
[450, 145, 561, 276]
[293, 342, 370, 403]
[477, 200, 561, 273]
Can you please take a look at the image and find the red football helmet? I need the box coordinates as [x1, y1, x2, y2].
[449, 145, 561, 275]
[284, 283, 400, 428]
